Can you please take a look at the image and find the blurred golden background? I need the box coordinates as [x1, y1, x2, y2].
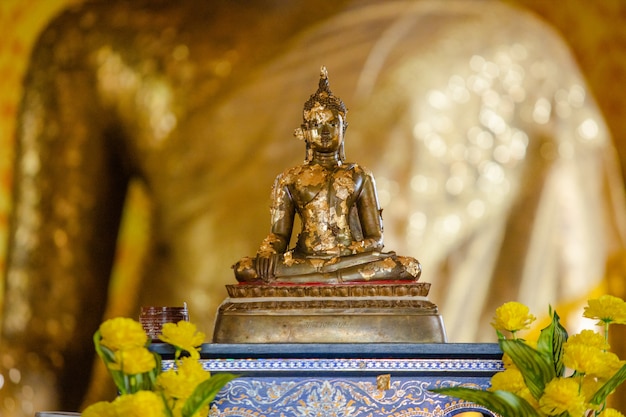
[3, 0, 626, 333]
[4, 0, 626, 318]
[1, 0, 626, 414]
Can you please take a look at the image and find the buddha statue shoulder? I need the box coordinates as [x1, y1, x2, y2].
[233, 67, 422, 284]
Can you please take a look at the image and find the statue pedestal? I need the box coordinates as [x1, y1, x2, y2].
[201, 283, 481, 415]
[155, 343, 502, 417]
[212, 283, 447, 343]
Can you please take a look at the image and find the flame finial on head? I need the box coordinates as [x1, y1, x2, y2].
[320, 65, 328, 80]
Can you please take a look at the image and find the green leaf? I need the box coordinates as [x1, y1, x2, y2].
[590, 362, 626, 406]
[536, 307, 568, 377]
[93, 330, 127, 394]
[149, 352, 161, 388]
[133, 374, 142, 391]
[500, 339, 556, 400]
[93, 330, 116, 364]
[159, 391, 174, 417]
[431, 386, 542, 417]
[133, 372, 153, 392]
[181, 373, 238, 417]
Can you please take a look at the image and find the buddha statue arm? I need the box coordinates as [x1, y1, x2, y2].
[353, 171, 384, 253]
[254, 179, 296, 279]
[261, 175, 296, 255]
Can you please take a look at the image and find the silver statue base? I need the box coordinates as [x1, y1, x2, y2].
[212, 283, 447, 343]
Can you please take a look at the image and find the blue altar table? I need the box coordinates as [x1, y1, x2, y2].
[157, 343, 503, 417]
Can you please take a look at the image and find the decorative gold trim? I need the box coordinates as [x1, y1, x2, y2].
[225, 282, 431, 298]
[218, 298, 438, 313]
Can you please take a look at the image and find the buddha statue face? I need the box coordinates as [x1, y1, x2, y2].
[304, 108, 344, 154]
[297, 67, 348, 161]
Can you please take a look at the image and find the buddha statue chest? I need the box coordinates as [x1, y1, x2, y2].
[288, 163, 363, 213]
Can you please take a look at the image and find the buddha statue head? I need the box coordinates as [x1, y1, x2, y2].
[296, 67, 348, 162]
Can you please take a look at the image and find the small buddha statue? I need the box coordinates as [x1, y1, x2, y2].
[233, 67, 421, 284]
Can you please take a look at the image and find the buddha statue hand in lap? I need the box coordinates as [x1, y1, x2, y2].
[233, 67, 422, 284]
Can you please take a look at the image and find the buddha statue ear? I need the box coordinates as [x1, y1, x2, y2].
[339, 115, 347, 162]
[294, 125, 312, 162]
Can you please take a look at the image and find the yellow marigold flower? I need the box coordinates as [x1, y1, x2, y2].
[168, 401, 208, 417]
[489, 368, 526, 394]
[597, 352, 626, 380]
[599, 408, 626, 417]
[538, 377, 586, 417]
[113, 391, 165, 417]
[583, 295, 626, 325]
[109, 346, 157, 375]
[177, 353, 210, 380]
[82, 401, 117, 417]
[491, 302, 536, 334]
[170, 401, 184, 417]
[501, 353, 516, 369]
[99, 317, 148, 351]
[580, 375, 603, 402]
[564, 343, 622, 379]
[159, 321, 205, 359]
[517, 387, 539, 410]
[563, 343, 607, 377]
[566, 329, 610, 351]
[157, 356, 211, 400]
[157, 369, 187, 402]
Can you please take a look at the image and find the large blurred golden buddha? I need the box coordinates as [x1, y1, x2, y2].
[2, 0, 625, 415]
